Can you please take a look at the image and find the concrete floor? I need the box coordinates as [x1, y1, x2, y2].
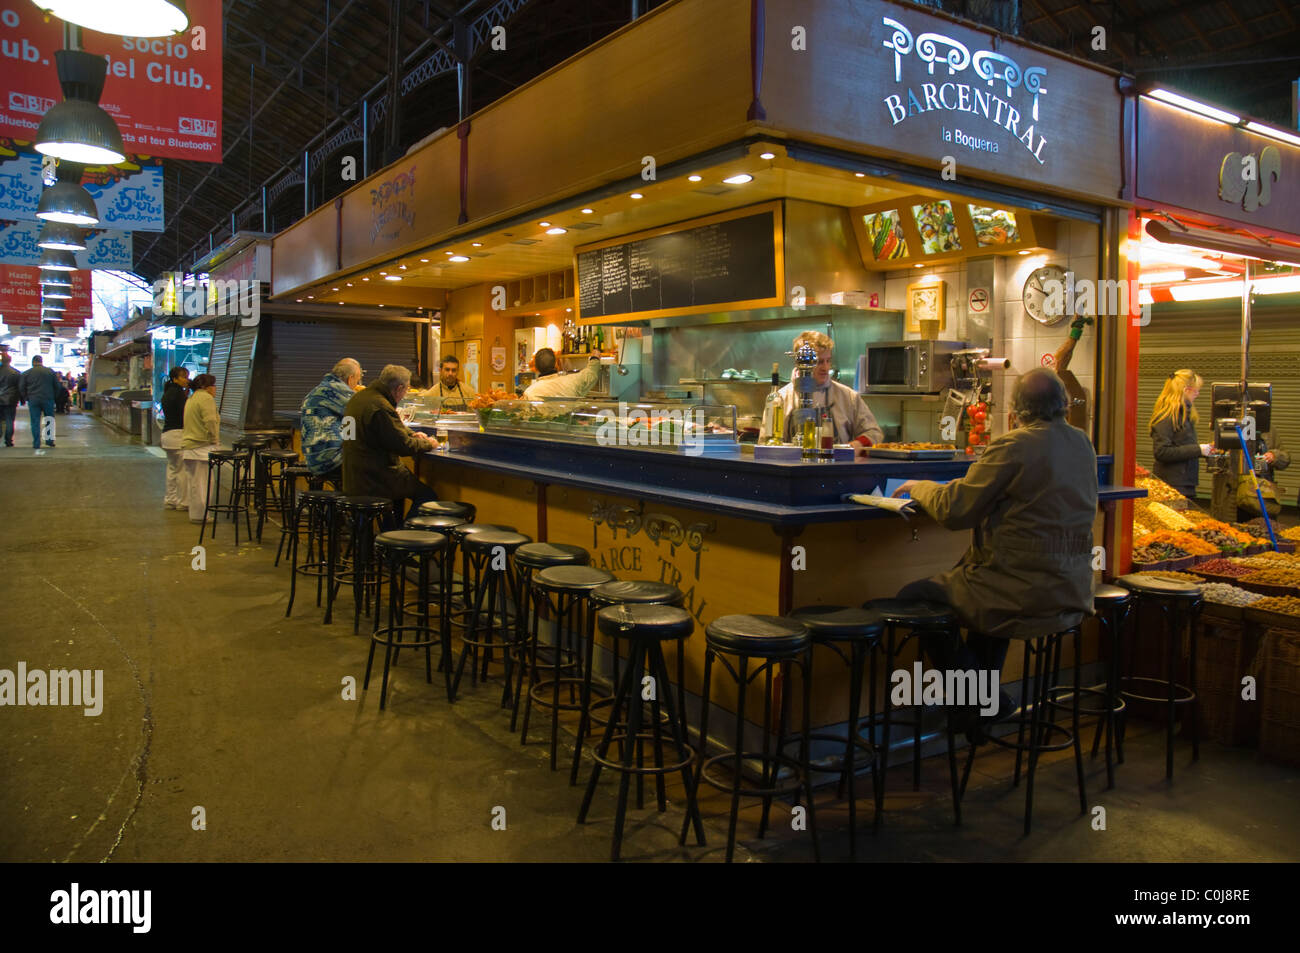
[2, 410, 1297, 863]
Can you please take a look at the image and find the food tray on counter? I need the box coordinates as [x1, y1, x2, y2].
[867, 447, 960, 460]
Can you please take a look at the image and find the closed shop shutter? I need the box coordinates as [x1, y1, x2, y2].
[269, 318, 420, 421]
[1137, 309, 1300, 504]
[205, 318, 236, 408]
[219, 322, 259, 427]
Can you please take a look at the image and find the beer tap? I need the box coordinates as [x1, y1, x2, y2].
[790, 342, 820, 461]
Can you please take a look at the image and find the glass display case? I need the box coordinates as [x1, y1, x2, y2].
[470, 399, 738, 454]
[397, 391, 477, 430]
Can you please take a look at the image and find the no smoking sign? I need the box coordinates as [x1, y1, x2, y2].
[968, 288, 989, 313]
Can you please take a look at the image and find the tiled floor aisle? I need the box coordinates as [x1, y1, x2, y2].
[1, 410, 1297, 862]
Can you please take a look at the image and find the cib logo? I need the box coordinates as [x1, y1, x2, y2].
[178, 116, 217, 137]
[153, 273, 261, 327]
[9, 92, 55, 115]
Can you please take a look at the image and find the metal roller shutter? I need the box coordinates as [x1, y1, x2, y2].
[206, 318, 235, 408]
[217, 322, 258, 427]
[1137, 309, 1300, 504]
[270, 318, 421, 421]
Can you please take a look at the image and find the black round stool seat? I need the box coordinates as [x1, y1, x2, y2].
[417, 500, 476, 520]
[463, 530, 530, 553]
[299, 488, 341, 501]
[1094, 583, 1133, 607]
[233, 436, 271, 450]
[405, 514, 468, 533]
[596, 604, 695, 641]
[535, 565, 614, 593]
[515, 542, 591, 569]
[1117, 573, 1201, 599]
[790, 605, 884, 641]
[283, 463, 312, 477]
[449, 523, 515, 541]
[260, 448, 300, 462]
[376, 530, 449, 553]
[705, 614, 810, 656]
[338, 494, 392, 510]
[590, 580, 684, 608]
[861, 598, 956, 627]
[208, 448, 250, 461]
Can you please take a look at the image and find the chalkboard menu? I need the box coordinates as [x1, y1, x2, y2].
[576, 205, 781, 321]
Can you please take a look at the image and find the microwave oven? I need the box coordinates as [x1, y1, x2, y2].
[862, 340, 967, 394]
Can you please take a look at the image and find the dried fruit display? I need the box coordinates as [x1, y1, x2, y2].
[1135, 477, 1186, 503]
[1249, 596, 1300, 617]
[1145, 503, 1195, 531]
[1133, 521, 1153, 538]
[1239, 568, 1300, 589]
[1133, 543, 1187, 563]
[1231, 553, 1300, 570]
[1281, 525, 1300, 542]
[1194, 559, 1253, 578]
[1200, 583, 1263, 606]
[1134, 571, 1203, 583]
[1140, 531, 1220, 556]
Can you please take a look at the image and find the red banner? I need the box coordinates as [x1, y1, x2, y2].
[0, 265, 92, 326]
[0, 1, 222, 163]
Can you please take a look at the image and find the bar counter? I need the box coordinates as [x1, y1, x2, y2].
[413, 425, 1144, 729]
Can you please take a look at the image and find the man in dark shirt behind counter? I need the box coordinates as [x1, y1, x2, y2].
[342, 364, 439, 524]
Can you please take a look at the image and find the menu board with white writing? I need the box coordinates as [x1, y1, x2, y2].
[576, 208, 779, 320]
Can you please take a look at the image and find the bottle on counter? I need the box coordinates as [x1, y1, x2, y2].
[800, 413, 818, 462]
[818, 408, 834, 462]
[762, 362, 784, 445]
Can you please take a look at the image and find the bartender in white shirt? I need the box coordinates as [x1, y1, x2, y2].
[758, 330, 884, 458]
[522, 347, 602, 400]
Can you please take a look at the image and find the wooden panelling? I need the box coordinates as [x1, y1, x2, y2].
[271, 201, 338, 295]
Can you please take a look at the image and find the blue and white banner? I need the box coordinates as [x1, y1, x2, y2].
[0, 220, 133, 269]
[0, 151, 164, 232]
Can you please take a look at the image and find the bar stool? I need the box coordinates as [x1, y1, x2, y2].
[445, 523, 518, 628]
[416, 500, 476, 522]
[255, 448, 299, 543]
[364, 530, 452, 709]
[402, 513, 468, 626]
[571, 580, 685, 786]
[231, 436, 271, 517]
[274, 464, 312, 567]
[330, 496, 394, 632]
[509, 542, 592, 729]
[683, 614, 819, 863]
[789, 605, 884, 855]
[577, 604, 704, 862]
[1116, 574, 1203, 780]
[199, 449, 255, 545]
[286, 489, 340, 617]
[519, 564, 614, 770]
[957, 625, 1088, 834]
[451, 530, 532, 701]
[861, 598, 962, 794]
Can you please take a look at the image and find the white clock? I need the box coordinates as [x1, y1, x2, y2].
[1022, 264, 1068, 326]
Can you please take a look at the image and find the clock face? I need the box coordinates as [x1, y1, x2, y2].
[1023, 264, 1069, 326]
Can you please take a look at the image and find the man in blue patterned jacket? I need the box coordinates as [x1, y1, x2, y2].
[301, 358, 362, 485]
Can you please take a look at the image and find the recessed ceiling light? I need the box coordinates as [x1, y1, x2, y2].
[332, 287, 338, 291]
[379, 271, 387, 275]
[855, 172, 865, 178]
[362, 277, 369, 282]
[296, 298, 303, 302]
[630, 192, 643, 199]
[687, 175, 702, 183]
[307, 295, 314, 298]
[539, 221, 551, 227]
[339, 301, 344, 305]
[581, 208, 594, 214]
[378, 304, 384, 307]
[546, 227, 567, 235]
[399, 264, 407, 270]
[385, 275, 402, 281]
[346, 282, 353, 287]
[566, 307, 572, 312]
[420, 258, 429, 263]
[1018, 250, 1031, 255]
[914, 264, 924, 268]
[759, 152, 775, 160]
[448, 255, 470, 263]
[722, 173, 753, 185]
[471, 242, 482, 247]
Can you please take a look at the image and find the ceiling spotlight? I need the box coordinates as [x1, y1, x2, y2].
[385, 275, 402, 281]
[37, 222, 86, 251]
[31, 1, 189, 38]
[471, 242, 483, 247]
[346, 282, 353, 287]
[37, 181, 99, 225]
[580, 208, 594, 214]
[1018, 250, 1031, 255]
[39, 249, 78, 271]
[539, 221, 551, 227]
[630, 192, 643, 199]
[722, 173, 753, 185]
[855, 172, 865, 178]
[332, 287, 339, 292]
[362, 277, 369, 281]
[307, 295, 314, 299]
[36, 98, 125, 165]
[420, 258, 430, 262]
[546, 227, 567, 235]
[687, 175, 702, 183]
[759, 152, 775, 160]
[296, 298, 303, 302]
[379, 271, 387, 275]
[448, 255, 470, 263]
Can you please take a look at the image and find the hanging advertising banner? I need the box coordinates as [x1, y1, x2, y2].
[0, 220, 132, 269]
[0, 148, 164, 230]
[0, 0, 222, 163]
[0, 264, 92, 326]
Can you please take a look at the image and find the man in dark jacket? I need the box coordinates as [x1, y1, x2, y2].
[342, 364, 437, 521]
[19, 356, 58, 448]
[160, 366, 191, 509]
[0, 351, 20, 447]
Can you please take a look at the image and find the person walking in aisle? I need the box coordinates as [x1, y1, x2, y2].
[18, 356, 58, 449]
[0, 352, 20, 447]
[182, 374, 221, 523]
[160, 366, 191, 510]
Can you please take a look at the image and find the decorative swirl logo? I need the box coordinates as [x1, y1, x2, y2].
[916, 32, 971, 76]
[589, 499, 714, 580]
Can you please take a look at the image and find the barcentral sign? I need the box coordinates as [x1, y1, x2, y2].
[880, 16, 1050, 165]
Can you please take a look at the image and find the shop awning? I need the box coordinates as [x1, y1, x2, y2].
[1145, 220, 1300, 267]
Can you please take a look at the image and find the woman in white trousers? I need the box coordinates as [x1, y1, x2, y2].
[160, 366, 191, 509]
[181, 374, 221, 523]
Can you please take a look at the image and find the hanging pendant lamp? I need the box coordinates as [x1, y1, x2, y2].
[39, 249, 79, 271]
[37, 221, 87, 251]
[35, 50, 125, 165]
[30, 1, 188, 38]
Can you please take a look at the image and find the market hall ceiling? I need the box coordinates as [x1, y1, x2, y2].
[134, 0, 1300, 283]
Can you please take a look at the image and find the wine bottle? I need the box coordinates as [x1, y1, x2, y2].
[818, 408, 834, 462]
[763, 362, 783, 445]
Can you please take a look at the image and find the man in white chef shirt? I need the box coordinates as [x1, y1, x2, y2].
[759, 330, 884, 458]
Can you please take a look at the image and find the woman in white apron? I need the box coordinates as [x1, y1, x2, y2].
[160, 366, 191, 508]
[182, 374, 221, 523]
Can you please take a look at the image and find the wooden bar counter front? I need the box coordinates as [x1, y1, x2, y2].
[409, 426, 1137, 737]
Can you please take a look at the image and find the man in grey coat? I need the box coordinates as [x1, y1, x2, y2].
[19, 356, 59, 449]
[0, 351, 20, 447]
